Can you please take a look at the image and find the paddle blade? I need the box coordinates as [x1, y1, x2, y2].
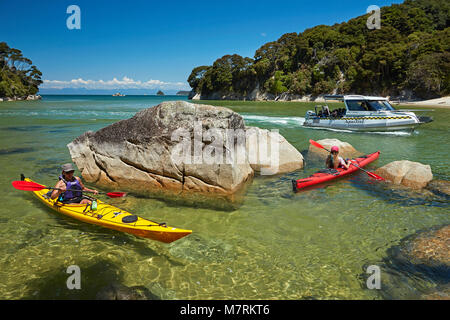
[309, 139, 326, 150]
[350, 162, 385, 181]
[366, 172, 385, 181]
[12, 180, 47, 191]
[106, 192, 127, 198]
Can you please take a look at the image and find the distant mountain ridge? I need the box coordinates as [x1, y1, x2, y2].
[38, 88, 187, 96]
[188, 0, 450, 100]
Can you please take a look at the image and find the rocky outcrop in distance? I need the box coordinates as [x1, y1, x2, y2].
[0, 94, 41, 102]
[188, 87, 334, 102]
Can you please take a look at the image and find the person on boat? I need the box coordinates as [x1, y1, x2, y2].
[50, 163, 98, 204]
[326, 146, 350, 170]
[361, 101, 370, 111]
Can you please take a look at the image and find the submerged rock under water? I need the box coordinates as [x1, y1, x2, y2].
[169, 234, 237, 263]
[354, 178, 449, 208]
[362, 224, 450, 299]
[3, 125, 44, 132]
[426, 180, 450, 198]
[96, 283, 160, 300]
[390, 224, 450, 272]
[0, 147, 35, 156]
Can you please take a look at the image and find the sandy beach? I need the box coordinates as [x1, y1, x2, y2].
[392, 96, 450, 108]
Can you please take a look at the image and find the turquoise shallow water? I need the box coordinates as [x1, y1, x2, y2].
[0, 95, 448, 299]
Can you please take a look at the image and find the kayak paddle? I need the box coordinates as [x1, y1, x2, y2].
[308, 139, 384, 181]
[12, 180, 127, 198]
[309, 139, 331, 152]
[348, 161, 385, 181]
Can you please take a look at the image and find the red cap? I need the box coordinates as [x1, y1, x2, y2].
[331, 146, 339, 152]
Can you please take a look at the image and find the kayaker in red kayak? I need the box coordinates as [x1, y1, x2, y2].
[326, 146, 350, 170]
[50, 163, 98, 204]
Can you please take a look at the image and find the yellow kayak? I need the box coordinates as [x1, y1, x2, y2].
[24, 177, 192, 243]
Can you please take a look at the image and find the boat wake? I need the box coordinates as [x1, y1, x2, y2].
[367, 131, 414, 136]
[242, 114, 306, 126]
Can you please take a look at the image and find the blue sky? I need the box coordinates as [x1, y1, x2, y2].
[0, 0, 403, 94]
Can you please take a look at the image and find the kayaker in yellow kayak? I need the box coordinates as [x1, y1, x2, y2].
[50, 163, 98, 204]
[326, 146, 350, 170]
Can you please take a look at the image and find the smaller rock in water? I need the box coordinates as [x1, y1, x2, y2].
[375, 160, 433, 189]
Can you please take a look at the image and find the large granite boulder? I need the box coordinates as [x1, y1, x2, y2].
[307, 138, 362, 160]
[374, 160, 433, 189]
[68, 101, 303, 207]
[68, 101, 253, 205]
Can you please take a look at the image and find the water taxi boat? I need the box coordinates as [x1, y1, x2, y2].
[303, 95, 432, 132]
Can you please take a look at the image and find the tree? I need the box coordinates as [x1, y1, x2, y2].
[188, 66, 210, 93]
[265, 71, 288, 95]
[187, 0, 450, 99]
[405, 52, 450, 98]
[0, 42, 42, 98]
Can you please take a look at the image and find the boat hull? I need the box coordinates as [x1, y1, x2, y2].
[303, 116, 421, 132]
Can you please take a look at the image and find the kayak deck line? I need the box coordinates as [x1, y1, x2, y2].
[23, 177, 192, 243]
[56, 200, 166, 228]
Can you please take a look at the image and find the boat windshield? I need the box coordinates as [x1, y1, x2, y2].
[346, 100, 395, 111]
[367, 100, 395, 111]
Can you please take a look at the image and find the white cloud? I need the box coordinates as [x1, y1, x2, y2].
[41, 76, 190, 90]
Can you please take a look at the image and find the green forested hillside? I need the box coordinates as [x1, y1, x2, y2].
[188, 0, 450, 99]
[0, 42, 42, 98]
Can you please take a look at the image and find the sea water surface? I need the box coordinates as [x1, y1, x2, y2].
[0, 95, 448, 299]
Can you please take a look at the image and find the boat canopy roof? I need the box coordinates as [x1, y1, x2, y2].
[324, 95, 388, 101]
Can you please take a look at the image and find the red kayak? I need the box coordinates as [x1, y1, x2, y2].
[292, 151, 380, 192]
